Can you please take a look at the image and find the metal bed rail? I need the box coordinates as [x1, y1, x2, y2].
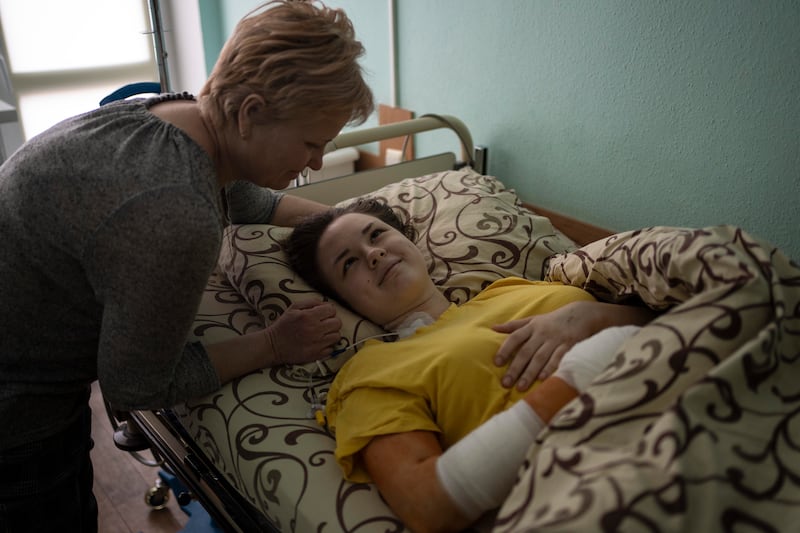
[130, 409, 279, 533]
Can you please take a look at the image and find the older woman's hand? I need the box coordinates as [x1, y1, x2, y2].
[266, 300, 343, 365]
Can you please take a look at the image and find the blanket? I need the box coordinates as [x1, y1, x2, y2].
[494, 225, 800, 532]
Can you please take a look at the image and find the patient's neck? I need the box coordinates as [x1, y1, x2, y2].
[393, 312, 437, 338]
[383, 292, 451, 333]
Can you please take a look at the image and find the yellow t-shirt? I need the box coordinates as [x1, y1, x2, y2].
[325, 277, 596, 482]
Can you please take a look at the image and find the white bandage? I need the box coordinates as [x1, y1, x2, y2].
[435, 400, 543, 521]
[553, 325, 641, 393]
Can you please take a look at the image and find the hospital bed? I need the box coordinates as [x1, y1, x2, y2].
[117, 114, 800, 532]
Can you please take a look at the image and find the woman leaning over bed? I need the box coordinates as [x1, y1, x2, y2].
[0, 1, 372, 531]
[284, 198, 657, 532]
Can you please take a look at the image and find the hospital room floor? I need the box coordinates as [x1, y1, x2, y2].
[89, 381, 189, 533]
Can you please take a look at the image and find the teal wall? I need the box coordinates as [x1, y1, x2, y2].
[197, 0, 225, 76]
[201, 1, 799, 261]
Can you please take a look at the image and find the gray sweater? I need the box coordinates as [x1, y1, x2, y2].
[0, 96, 281, 450]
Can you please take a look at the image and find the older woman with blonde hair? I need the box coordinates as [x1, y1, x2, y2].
[0, 2, 372, 531]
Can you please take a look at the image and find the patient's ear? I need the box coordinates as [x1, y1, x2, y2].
[237, 94, 266, 139]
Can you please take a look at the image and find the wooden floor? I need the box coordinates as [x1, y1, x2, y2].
[89, 381, 189, 533]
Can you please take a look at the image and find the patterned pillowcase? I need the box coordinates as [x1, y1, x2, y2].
[217, 168, 577, 372]
[362, 169, 577, 303]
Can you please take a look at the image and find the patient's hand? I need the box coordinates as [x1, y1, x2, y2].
[266, 300, 342, 365]
[492, 300, 656, 390]
[492, 301, 605, 391]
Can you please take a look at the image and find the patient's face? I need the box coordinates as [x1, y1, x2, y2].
[317, 213, 433, 326]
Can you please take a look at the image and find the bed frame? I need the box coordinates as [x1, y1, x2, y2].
[119, 114, 609, 532]
[112, 112, 800, 533]
[288, 113, 611, 244]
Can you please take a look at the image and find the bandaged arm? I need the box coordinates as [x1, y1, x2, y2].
[362, 326, 639, 532]
[435, 325, 640, 522]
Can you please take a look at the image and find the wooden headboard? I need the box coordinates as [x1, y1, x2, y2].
[523, 203, 613, 246]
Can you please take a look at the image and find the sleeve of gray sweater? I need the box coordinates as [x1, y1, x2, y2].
[225, 180, 284, 224]
[84, 185, 222, 410]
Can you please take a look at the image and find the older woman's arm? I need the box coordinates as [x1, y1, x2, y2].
[205, 300, 342, 383]
[270, 194, 330, 226]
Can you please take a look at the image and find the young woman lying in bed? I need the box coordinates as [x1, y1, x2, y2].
[282, 198, 656, 532]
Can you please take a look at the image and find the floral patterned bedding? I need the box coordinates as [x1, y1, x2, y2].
[495, 225, 800, 532]
[175, 167, 799, 532]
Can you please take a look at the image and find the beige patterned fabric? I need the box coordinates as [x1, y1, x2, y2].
[176, 169, 577, 531]
[361, 169, 576, 303]
[494, 225, 800, 532]
[178, 268, 406, 532]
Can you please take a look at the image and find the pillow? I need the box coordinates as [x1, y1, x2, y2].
[360, 169, 577, 303]
[217, 167, 577, 373]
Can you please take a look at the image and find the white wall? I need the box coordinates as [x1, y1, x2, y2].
[160, 1, 207, 94]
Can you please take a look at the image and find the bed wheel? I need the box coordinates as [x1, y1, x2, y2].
[176, 491, 193, 507]
[145, 477, 171, 509]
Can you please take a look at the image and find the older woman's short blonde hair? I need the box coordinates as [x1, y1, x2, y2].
[199, 0, 374, 128]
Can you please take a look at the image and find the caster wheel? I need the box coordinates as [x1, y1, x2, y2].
[144, 477, 171, 509]
[176, 491, 193, 507]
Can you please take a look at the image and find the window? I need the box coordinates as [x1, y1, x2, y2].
[0, 0, 157, 139]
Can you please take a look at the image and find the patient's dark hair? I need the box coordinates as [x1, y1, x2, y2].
[283, 198, 416, 301]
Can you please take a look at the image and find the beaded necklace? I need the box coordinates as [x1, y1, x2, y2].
[143, 91, 196, 108]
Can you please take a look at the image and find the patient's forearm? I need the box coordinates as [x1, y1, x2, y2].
[585, 300, 657, 330]
[523, 376, 579, 421]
